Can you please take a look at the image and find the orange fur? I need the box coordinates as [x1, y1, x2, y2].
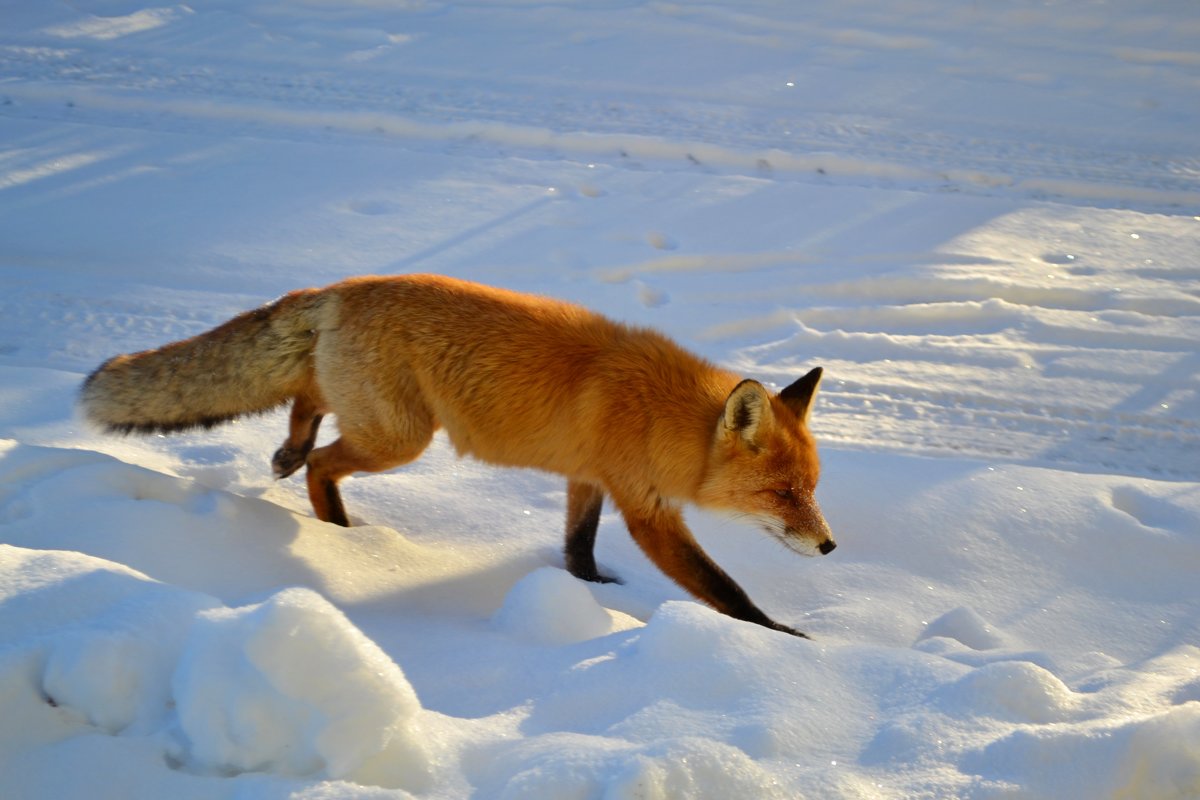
[81, 274, 835, 636]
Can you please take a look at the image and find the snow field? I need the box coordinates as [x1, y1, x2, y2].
[1, 0, 1199, 796]
[1, 429, 1198, 797]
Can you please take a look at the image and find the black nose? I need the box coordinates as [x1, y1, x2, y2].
[819, 539, 837, 555]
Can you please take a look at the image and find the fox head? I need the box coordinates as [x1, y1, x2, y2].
[697, 368, 836, 557]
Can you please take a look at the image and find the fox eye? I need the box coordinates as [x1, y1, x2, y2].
[773, 488, 794, 500]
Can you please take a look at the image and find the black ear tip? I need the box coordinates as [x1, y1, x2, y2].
[802, 366, 824, 388]
[781, 367, 823, 396]
[779, 366, 825, 417]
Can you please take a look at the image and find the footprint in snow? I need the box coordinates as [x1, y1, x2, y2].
[347, 199, 400, 216]
[646, 231, 678, 251]
[635, 281, 669, 309]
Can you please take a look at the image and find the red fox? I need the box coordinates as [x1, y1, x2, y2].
[81, 274, 835, 636]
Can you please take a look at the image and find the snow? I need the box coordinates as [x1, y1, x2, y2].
[493, 567, 633, 645]
[172, 588, 429, 788]
[1, 0, 1198, 797]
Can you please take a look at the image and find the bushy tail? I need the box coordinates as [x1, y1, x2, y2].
[80, 288, 328, 434]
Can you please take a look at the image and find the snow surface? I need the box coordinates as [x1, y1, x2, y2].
[1, 1, 1198, 797]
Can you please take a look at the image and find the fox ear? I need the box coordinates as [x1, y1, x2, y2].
[779, 367, 823, 421]
[723, 379, 771, 443]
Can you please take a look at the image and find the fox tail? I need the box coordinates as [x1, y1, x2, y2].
[80, 288, 326, 434]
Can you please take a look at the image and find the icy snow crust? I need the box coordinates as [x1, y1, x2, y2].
[2, 0, 1199, 797]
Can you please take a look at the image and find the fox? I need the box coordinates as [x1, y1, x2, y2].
[80, 274, 835, 637]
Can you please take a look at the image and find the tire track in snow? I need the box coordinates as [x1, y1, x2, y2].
[712, 241, 1200, 480]
[813, 382, 1200, 480]
[1, 44, 1198, 210]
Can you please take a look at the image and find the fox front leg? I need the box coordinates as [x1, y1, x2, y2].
[619, 501, 809, 639]
[564, 480, 621, 584]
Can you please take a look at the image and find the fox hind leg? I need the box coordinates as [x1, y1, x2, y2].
[304, 438, 364, 527]
[564, 481, 620, 584]
[301, 369, 437, 526]
[304, 428, 433, 526]
[273, 393, 325, 479]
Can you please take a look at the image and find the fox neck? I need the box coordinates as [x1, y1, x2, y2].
[644, 378, 742, 505]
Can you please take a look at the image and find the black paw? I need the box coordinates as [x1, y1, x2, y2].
[768, 621, 812, 639]
[272, 447, 305, 479]
[567, 564, 624, 585]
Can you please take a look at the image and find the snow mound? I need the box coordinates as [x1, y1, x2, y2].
[496, 735, 792, 800]
[173, 587, 430, 790]
[41, 593, 216, 736]
[919, 606, 1006, 651]
[938, 660, 1078, 724]
[967, 702, 1200, 800]
[0, 547, 430, 795]
[604, 737, 790, 800]
[493, 567, 615, 644]
[0, 545, 219, 752]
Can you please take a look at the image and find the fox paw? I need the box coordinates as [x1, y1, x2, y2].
[768, 620, 812, 639]
[568, 566, 623, 585]
[272, 447, 306, 479]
